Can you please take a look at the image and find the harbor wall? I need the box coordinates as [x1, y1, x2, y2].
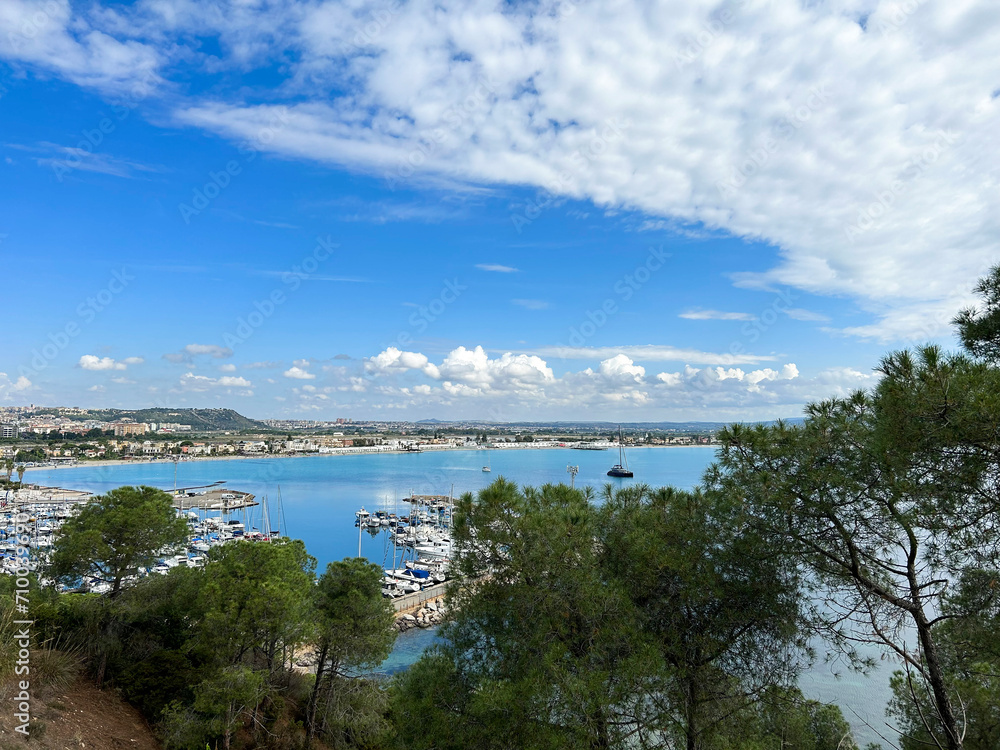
[392, 582, 447, 613]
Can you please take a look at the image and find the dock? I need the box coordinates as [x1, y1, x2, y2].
[172, 487, 257, 510]
[391, 582, 448, 613]
[3, 486, 93, 505]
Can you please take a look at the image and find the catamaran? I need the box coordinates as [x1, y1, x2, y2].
[607, 425, 634, 478]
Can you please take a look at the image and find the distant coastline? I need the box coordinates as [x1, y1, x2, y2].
[23, 442, 718, 473]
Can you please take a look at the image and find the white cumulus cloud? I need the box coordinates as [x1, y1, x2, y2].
[79, 355, 126, 371]
[283, 366, 316, 380]
[179, 372, 252, 391]
[0, 373, 33, 399]
[598, 354, 645, 382]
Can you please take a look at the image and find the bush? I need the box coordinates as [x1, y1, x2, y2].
[31, 646, 82, 696]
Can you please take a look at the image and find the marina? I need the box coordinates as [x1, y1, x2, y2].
[354, 493, 455, 600]
[18, 447, 894, 744]
[172, 484, 258, 510]
[1, 480, 274, 590]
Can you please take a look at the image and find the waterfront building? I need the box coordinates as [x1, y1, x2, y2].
[113, 422, 148, 437]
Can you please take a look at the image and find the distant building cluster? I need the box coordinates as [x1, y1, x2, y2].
[0, 405, 720, 472]
[113, 422, 147, 436]
[0, 407, 198, 438]
[263, 417, 354, 429]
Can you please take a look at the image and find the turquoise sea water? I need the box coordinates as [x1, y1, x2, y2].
[27, 447, 712, 570]
[27, 447, 896, 745]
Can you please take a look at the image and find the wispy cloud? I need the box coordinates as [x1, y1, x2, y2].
[255, 270, 371, 283]
[11, 142, 164, 180]
[164, 344, 233, 363]
[783, 308, 831, 322]
[253, 219, 299, 229]
[326, 197, 466, 224]
[133, 264, 210, 274]
[477, 264, 519, 273]
[179, 372, 252, 391]
[679, 309, 755, 321]
[512, 298, 550, 310]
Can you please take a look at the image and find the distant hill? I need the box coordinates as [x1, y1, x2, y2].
[37, 407, 267, 432]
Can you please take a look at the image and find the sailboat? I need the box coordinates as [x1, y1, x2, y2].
[482, 448, 491, 473]
[607, 426, 633, 478]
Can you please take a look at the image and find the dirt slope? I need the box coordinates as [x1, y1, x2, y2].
[0, 677, 160, 749]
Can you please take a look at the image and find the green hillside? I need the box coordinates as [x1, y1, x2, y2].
[36, 407, 267, 432]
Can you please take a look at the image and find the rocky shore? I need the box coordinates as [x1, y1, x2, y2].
[395, 597, 446, 632]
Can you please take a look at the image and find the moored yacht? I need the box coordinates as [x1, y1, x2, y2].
[607, 425, 634, 478]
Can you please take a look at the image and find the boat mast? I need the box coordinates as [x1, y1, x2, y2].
[276, 485, 284, 537]
[262, 494, 271, 541]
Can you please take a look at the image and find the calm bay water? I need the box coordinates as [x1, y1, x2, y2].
[28, 446, 895, 744]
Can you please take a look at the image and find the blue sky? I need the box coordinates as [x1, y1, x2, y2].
[1, 0, 994, 421]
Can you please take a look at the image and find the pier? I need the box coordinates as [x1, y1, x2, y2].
[3, 486, 93, 505]
[172, 486, 257, 510]
[391, 582, 448, 613]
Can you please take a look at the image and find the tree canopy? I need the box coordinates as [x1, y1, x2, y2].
[48, 485, 189, 597]
[395, 479, 849, 750]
